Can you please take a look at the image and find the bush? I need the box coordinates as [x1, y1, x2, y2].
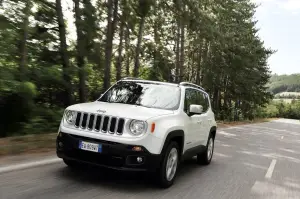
[0, 81, 64, 137]
[20, 107, 64, 135]
[0, 82, 37, 137]
[255, 100, 300, 120]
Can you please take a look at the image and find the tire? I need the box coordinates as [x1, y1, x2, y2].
[197, 134, 214, 165]
[157, 142, 180, 188]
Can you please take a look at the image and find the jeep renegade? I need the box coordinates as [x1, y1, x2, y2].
[56, 78, 217, 188]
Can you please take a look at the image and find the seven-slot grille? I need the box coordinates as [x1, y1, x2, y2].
[74, 112, 125, 135]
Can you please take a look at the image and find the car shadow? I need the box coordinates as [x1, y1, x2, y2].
[54, 157, 206, 191]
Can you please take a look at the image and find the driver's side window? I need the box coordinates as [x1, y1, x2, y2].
[184, 88, 198, 114]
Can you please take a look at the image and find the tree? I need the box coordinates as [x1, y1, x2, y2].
[74, 0, 86, 103]
[18, 0, 31, 81]
[55, 0, 72, 106]
[103, 0, 119, 90]
[133, 0, 152, 77]
[0, 0, 277, 136]
[116, 0, 126, 81]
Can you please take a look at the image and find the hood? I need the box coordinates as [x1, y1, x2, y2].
[67, 101, 174, 121]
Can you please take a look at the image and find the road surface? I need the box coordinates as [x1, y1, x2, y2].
[1, 119, 300, 199]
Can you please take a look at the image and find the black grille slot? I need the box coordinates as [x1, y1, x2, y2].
[109, 117, 117, 133]
[75, 112, 81, 127]
[81, 113, 88, 128]
[88, 114, 95, 130]
[117, 118, 125, 134]
[95, 115, 102, 131]
[102, 116, 109, 132]
[73, 112, 124, 135]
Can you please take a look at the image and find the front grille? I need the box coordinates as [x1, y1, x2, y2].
[74, 112, 125, 135]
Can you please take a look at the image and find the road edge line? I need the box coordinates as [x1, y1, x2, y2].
[0, 158, 61, 174]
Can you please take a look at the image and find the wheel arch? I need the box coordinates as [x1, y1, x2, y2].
[160, 130, 185, 156]
[209, 126, 217, 139]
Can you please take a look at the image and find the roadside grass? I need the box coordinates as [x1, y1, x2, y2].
[0, 133, 56, 157]
[0, 118, 278, 157]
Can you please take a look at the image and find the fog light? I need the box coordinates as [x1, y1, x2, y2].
[137, 157, 143, 163]
[59, 142, 63, 147]
[132, 146, 143, 152]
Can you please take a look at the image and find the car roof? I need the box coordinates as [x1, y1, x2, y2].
[118, 78, 206, 91]
[118, 79, 179, 87]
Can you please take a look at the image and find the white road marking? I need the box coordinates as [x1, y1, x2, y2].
[265, 159, 277, 179]
[218, 131, 237, 137]
[281, 136, 284, 139]
[251, 180, 300, 198]
[251, 126, 299, 135]
[0, 157, 61, 174]
[272, 118, 300, 125]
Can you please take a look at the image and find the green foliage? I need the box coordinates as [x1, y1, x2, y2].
[17, 82, 37, 98]
[256, 100, 300, 120]
[0, 0, 287, 137]
[0, 82, 37, 137]
[268, 74, 300, 94]
[136, 0, 153, 17]
[21, 107, 64, 135]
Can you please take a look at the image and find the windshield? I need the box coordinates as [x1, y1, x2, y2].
[98, 81, 181, 110]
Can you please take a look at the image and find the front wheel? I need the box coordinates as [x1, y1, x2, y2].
[197, 135, 214, 165]
[157, 142, 180, 188]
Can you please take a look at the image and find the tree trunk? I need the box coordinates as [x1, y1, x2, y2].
[212, 86, 219, 111]
[133, 16, 146, 77]
[103, 0, 118, 90]
[116, 19, 124, 80]
[56, 0, 72, 106]
[153, 15, 160, 75]
[112, 0, 119, 33]
[74, 0, 86, 103]
[196, 39, 204, 85]
[19, 0, 31, 81]
[201, 41, 210, 86]
[179, 14, 185, 82]
[125, 27, 130, 76]
[175, 19, 180, 82]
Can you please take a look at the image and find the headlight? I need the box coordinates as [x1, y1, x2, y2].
[65, 110, 76, 124]
[129, 120, 147, 136]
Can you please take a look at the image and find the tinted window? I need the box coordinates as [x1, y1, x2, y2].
[184, 88, 210, 113]
[184, 88, 198, 114]
[98, 81, 181, 110]
[196, 90, 209, 112]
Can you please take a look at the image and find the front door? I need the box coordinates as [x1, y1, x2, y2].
[183, 88, 203, 149]
[194, 90, 210, 146]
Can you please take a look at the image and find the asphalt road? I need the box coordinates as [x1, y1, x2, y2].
[1, 119, 300, 199]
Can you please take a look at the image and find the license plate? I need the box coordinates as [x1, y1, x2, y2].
[79, 141, 102, 153]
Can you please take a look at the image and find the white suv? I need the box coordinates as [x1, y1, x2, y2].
[56, 78, 217, 188]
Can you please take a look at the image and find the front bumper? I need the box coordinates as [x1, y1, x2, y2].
[56, 132, 161, 172]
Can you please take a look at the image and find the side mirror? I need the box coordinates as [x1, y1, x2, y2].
[189, 104, 203, 116]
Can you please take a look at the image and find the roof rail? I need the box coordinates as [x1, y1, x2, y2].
[179, 82, 205, 91]
[120, 77, 143, 80]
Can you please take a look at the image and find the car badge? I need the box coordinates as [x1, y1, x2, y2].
[97, 109, 106, 113]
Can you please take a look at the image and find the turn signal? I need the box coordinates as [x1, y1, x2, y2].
[132, 146, 143, 152]
[151, 122, 155, 133]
